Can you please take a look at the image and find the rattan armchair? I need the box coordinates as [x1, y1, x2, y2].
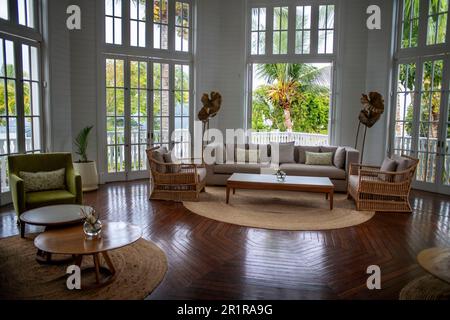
[146, 146, 207, 202]
[347, 155, 419, 213]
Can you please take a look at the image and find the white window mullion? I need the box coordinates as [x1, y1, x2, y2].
[287, 4, 296, 56]
[168, 0, 176, 53]
[266, 6, 273, 58]
[168, 63, 175, 149]
[123, 0, 130, 48]
[310, 3, 319, 55]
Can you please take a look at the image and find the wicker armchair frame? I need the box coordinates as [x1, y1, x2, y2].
[347, 155, 419, 212]
[146, 146, 206, 202]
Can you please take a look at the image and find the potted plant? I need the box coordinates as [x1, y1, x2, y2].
[73, 125, 99, 191]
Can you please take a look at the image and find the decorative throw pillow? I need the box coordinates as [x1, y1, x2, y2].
[19, 168, 66, 192]
[297, 146, 321, 163]
[379, 158, 398, 181]
[236, 148, 259, 163]
[394, 157, 415, 182]
[163, 152, 181, 174]
[305, 152, 333, 165]
[259, 144, 271, 164]
[333, 147, 346, 169]
[270, 142, 295, 164]
[152, 147, 168, 173]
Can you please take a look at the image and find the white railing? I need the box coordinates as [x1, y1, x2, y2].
[250, 131, 329, 146]
[0, 136, 33, 192]
[395, 136, 450, 183]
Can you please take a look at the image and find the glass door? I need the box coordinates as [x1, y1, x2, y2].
[392, 57, 450, 194]
[103, 56, 191, 182]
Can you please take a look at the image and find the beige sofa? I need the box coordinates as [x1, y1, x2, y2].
[205, 144, 360, 192]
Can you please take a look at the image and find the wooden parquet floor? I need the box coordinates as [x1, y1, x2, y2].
[1, 180, 449, 300]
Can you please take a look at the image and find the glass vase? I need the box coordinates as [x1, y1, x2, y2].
[83, 219, 102, 239]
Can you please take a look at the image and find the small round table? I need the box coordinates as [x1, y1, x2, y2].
[34, 221, 142, 289]
[417, 247, 450, 284]
[20, 204, 92, 262]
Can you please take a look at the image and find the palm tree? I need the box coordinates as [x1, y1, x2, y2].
[256, 63, 328, 132]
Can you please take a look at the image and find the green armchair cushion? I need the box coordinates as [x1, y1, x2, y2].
[26, 190, 76, 208]
[8, 153, 83, 218]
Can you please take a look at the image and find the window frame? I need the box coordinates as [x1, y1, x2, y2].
[390, 0, 450, 193]
[245, 0, 339, 145]
[101, 0, 194, 58]
[0, 0, 42, 42]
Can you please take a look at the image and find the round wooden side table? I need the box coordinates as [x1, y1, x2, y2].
[34, 221, 142, 289]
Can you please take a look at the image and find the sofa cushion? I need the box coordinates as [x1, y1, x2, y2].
[394, 156, 416, 182]
[152, 147, 168, 173]
[279, 163, 346, 179]
[305, 152, 333, 165]
[26, 190, 76, 207]
[333, 147, 346, 169]
[163, 152, 181, 173]
[19, 168, 66, 192]
[214, 163, 262, 174]
[296, 146, 321, 163]
[270, 142, 295, 164]
[379, 158, 397, 181]
[320, 146, 338, 155]
[236, 147, 260, 164]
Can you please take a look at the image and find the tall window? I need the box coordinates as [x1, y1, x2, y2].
[318, 5, 334, 54]
[251, 7, 266, 55]
[273, 6, 288, 54]
[130, 0, 146, 47]
[295, 6, 311, 54]
[175, 2, 190, 52]
[153, 0, 168, 49]
[247, 2, 337, 146]
[174, 64, 190, 157]
[106, 58, 125, 173]
[1, 1, 42, 194]
[22, 43, 41, 153]
[102, 0, 193, 181]
[392, 0, 450, 193]
[105, 0, 123, 45]
[426, 0, 448, 45]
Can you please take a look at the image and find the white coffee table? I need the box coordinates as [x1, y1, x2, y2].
[226, 173, 335, 210]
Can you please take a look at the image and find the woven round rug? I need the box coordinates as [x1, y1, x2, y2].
[399, 275, 450, 300]
[0, 235, 168, 300]
[183, 187, 375, 231]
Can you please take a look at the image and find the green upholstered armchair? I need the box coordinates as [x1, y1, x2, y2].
[8, 153, 83, 237]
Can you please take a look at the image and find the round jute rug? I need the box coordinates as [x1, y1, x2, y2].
[183, 187, 375, 231]
[399, 275, 450, 300]
[0, 235, 168, 300]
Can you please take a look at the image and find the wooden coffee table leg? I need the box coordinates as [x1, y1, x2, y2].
[329, 190, 334, 210]
[101, 251, 116, 275]
[226, 185, 231, 204]
[233, 188, 236, 195]
[93, 253, 101, 284]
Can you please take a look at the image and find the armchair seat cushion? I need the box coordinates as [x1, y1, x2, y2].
[26, 190, 76, 208]
[197, 168, 207, 182]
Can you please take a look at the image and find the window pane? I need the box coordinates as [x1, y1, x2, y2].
[251, 32, 258, 54]
[32, 82, 39, 116]
[319, 5, 327, 29]
[30, 47, 38, 81]
[130, 0, 138, 20]
[18, 0, 26, 25]
[114, 0, 122, 17]
[153, 24, 161, 48]
[0, 0, 8, 20]
[251, 8, 258, 31]
[130, 20, 138, 46]
[139, 21, 146, 47]
[105, 17, 114, 43]
[105, 0, 113, 16]
[259, 8, 266, 30]
[5, 40, 15, 78]
[258, 32, 265, 54]
[161, 25, 168, 49]
[318, 31, 326, 54]
[22, 45, 30, 80]
[114, 18, 122, 44]
[23, 82, 30, 115]
[0, 41, 4, 77]
[326, 30, 334, 53]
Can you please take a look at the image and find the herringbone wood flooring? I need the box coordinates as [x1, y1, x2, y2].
[1, 180, 449, 299]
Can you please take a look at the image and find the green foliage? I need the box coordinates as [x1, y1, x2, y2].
[252, 63, 330, 134]
[74, 126, 93, 163]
